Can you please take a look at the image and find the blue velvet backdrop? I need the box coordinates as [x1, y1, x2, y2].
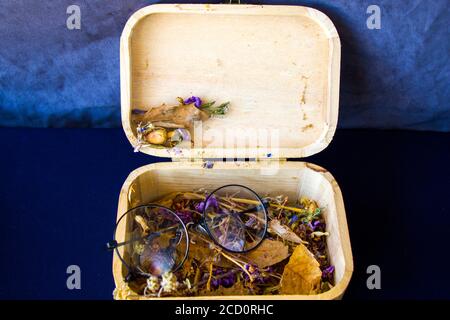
[0, 0, 448, 130]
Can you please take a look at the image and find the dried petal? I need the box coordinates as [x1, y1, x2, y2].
[183, 96, 202, 108]
[160, 272, 179, 293]
[322, 265, 335, 282]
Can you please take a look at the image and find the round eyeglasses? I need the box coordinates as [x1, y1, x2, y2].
[107, 205, 189, 281]
[107, 185, 268, 282]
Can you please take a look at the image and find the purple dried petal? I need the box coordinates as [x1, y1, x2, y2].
[211, 279, 220, 288]
[203, 161, 214, 169]
[175, 128, 191, 142]
[290, 215, 299, 224]
[245, 216, 256, 227]
[175, 210, 193, 224]
[195, 195, 219, 213]
[183, 96, 202, 108]
[206, 195, 218, 209]
[322, 265, 335, 281]
[222, 278, 234, 288]
[195, 201, 205, 212]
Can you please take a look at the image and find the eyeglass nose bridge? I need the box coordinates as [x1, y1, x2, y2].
[192, 222, 210, 236]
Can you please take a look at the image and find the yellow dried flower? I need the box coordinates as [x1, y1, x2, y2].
[133, 243, 145, 255]
[161, 272, 179, 293]
[144, 275, 161, 296]
[113, 283, 135, 300]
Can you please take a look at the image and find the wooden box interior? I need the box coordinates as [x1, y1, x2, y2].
[121, 4, 340, 159]
[113, 162, 353, 300]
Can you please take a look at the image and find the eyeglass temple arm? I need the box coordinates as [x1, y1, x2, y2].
[106, 225, 179, 251]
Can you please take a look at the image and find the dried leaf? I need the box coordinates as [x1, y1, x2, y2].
[241, 239, 290, 268]
[180, 235, 232, 268]
[141, 104, 210, 129]
[268, 219, 308, 244]
[280, 244, 322, 295]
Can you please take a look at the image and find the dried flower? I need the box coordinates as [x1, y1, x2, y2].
[183, 278, 192, 290]
[322, 265, 335, 282]
[133, 242, 145, 255]
[203, 161, 214, 169]
[211, 267, 237, 288]
[195, 195, 219, 212]
[289, 215, 299, 224]
[243, 264, 272, 284]
[177, 128, 191, 141]
[176, 210, 194, 224]
[308, 220, 322, 231]
[160, 272, 179, 293]
[184, 96, 202, 108]
[134, 122, 156, 152]
[168, 129, 191, 145]
[144, 275, 161, 295]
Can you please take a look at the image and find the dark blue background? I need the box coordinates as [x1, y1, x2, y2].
[0, 0, 449, 130]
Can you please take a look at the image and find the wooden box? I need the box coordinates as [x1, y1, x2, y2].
[114, 3, 353, 300]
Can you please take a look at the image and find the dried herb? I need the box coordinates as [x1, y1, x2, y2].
[200, 101, 230, 115]
[117, 190, 335, 298]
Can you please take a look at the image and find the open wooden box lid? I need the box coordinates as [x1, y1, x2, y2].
[120, 4, 340, 160]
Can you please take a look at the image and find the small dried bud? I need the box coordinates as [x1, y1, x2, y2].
[145, 128, 167, 145]
[311, 231, 329, 238]
[308, 201, 318, 213]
